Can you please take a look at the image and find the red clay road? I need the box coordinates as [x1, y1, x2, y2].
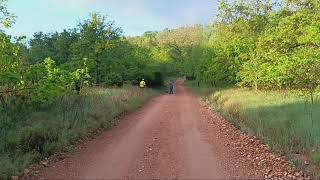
[39, 81, 301, 179]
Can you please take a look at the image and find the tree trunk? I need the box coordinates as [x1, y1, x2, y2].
[310, 90, 314, 105]
[254, 81, 258, 91]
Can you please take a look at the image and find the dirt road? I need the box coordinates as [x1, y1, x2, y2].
[38, 81, 304, 179]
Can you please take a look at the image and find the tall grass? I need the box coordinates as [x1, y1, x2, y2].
[0, 86, 157, 179]
[187, 81, 320, 166]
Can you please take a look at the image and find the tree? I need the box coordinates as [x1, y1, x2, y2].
[0, 0, 15, 28]
[71, 12, 122, 85]
[28, 30, 79, 65]
[0, 32, 21, 93]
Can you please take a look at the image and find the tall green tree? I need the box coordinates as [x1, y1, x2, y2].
[71, 13, 122, 85]
[28, 30, 78, 65]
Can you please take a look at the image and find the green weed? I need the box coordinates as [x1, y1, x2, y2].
[187, 81, 320, 166]
[0, 86, 157, 179]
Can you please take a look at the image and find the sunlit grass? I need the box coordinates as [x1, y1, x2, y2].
[187, 81, 320, 166]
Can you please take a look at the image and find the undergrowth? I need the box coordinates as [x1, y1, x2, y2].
[0, 85, 157, 179]
[187, 81, 320, 174]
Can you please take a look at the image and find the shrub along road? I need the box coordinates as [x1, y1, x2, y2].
[32, 81, 308, 179]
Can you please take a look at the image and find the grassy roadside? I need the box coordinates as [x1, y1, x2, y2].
[186, 81, 320, 176]
[0, 85, 158, 179]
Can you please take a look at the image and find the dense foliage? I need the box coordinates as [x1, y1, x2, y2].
[1, 11, 167, 115]
[146, 0, 320, 94]
[26, 13, 164, 88]
[5, 0, 319, 102]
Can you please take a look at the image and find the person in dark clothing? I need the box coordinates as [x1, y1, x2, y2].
[168, 81, 174, 94]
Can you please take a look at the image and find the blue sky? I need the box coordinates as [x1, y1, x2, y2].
[5, 0, 218, 37]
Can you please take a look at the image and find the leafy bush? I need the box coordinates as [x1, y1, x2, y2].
[104, 72, 123, 87]
[145, 71, 164, 88]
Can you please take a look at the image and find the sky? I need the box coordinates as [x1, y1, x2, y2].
[5, 0, 218, 38]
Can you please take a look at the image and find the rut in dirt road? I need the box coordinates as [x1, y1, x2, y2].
[37, 81, 303, 180]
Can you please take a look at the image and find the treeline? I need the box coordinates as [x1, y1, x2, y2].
[2, 0, 320, 109]
[25, 14, 165, 88]
[139, 0, 320, 95]
[209, 0, 320, 92]
[1, 12, 167, 114]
